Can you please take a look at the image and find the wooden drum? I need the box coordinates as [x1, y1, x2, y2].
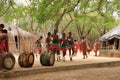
[40, 51, 55, 66]
[18, 52, 34, 67]
[0, 52, 15, 70]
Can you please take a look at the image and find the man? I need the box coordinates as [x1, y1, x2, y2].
[51, 30, 60, 61]
[0, 24, 8, 53]
[67, 32, 74, 61]
[35, 36, 43, 57]
[0, 24, 8, 71]
[45, 32, 52, 52]
[60, 33, 67, 62]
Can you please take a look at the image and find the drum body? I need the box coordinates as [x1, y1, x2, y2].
[40, 51, 55, 66]
[0, 52, 15, 70]
[18, 52, 34, 67]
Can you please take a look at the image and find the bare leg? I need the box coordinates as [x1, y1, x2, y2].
[57, 49, 60, 62]
[72, 48, 74, 56]
[69, 49, 72, 61]
[63, 51, 66, 62]
[95, 51, 97, 56]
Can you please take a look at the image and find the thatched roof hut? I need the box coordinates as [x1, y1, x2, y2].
[100, 25, 120, 42]
[4, 24, 38, 53]
[99, 25, 120, 50]
[99, 25, 120, 58]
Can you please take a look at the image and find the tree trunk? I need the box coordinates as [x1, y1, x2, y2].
[54, 9, 66, 33]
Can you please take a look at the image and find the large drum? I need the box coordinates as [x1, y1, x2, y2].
[0, 52, 15, 70]
[18, 52, 34, 67]
[40, 51, 55, 66]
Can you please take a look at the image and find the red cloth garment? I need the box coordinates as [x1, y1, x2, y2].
[67, 43, 74, 49]
[35, 48, 42, 51]
[35, 38, 42, 51]
[0, 39, 7, 53]
[93, 42, 99, 52]
[46, 44, 51, 51]
[86, 44, 91, 53]
[59, 45, 67, 51]
[50, 42, 59, 49]
[0, 32, 8, 53]
[79, 43, 82, 52]
[74, 42, 79, 53]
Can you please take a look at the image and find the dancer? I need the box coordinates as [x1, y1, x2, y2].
[45, 32, 52, 52]
[67, 32, 74, 61]
[60, 33, 67, 62]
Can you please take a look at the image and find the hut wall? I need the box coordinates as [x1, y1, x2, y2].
[99, 50, 120, 58]
[8, 32, 36, 54]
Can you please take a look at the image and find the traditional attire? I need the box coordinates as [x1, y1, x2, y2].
[81, 40, 87, 55]
[51, 32, 60, 61]
[79, 43, 82, 52]
[60, 44, 67, 51]
[93, 42, 99, 53]
[50, 41, 59, 49]
[81, 38, 88, 59]
[67, 34, 74, 61]
[74, 41, 79, 53]
[67, 37, 74, 49]
[60, 37, 67, 51]
[35, 39, 42, 51]
[0, 32, 8, 53]
[46, 36, 52, 51]
[86, 44, 91, 54]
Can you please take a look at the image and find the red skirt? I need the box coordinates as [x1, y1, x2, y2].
[36, 45, 42, 51]
[36, 48, 42, 51]
[67, 43, 74, 49]
[60, 45, 67, 51]
[46, 44, 51, 50]
[50, 42, 59, 49]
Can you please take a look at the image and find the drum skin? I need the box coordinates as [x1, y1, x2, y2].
[18, 52, 34, 68]
[40, 51, 55, 66]
[0, 52, 15, 70]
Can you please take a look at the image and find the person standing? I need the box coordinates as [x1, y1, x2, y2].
[45, 32, 52, 52]
[0, 24, 8, 71]
[93, 39, 99, 56]
[0, 24, 8, 53]
[51, 30, 60, 61]
[35, 36, 43, 57]
[73, 40, 79, 56]
[67, 32, 74, 61]
[60, 33, 67, 62]
[81, 36, 88, 59]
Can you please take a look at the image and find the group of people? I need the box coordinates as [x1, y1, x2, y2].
[35, 30, 99, 62]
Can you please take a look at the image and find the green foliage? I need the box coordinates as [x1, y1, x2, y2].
[0, 0, 120, 40]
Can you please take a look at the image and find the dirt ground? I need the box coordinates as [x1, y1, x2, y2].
[3, 66, 120, 80]
[1, 51, 120, 80]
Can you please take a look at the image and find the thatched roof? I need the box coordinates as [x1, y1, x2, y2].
[100, 25, 120, 41]
[4, 24, 37, 38]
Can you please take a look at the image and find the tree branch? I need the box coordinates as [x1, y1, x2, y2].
[66, 0, 80, 13]
[62, 13, 73, 33]
[0, 6, 10, 17]
[54, 9, 66, 32]
[62, 19, 73, 33]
